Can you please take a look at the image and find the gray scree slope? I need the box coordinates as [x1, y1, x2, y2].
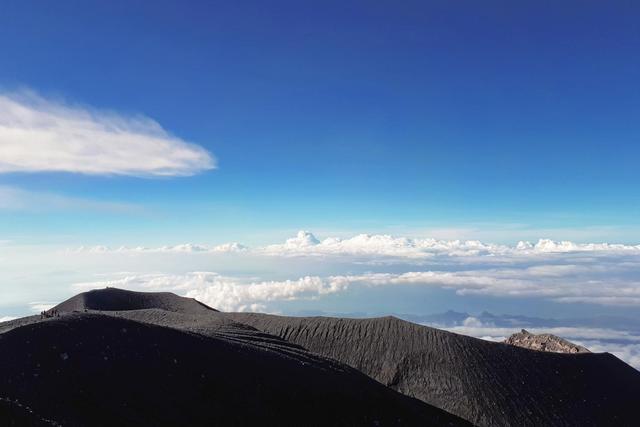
[229, 313, 640, 427]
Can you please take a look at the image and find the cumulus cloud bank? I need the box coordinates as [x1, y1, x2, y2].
[69, 230, 640, 308]
[260, 231, 640, 257]
[74, 229, 640, 257]
[0, 92, 215, 176]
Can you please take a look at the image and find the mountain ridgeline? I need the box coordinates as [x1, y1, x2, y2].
[228, 313, 640, 427]
[52, 287, 217, 314]
[1, 288, 639, 426]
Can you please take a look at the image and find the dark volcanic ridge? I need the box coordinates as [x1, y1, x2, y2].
[1, 289, 467, 427]
[228, 313, 640, 427]
[504, 329, 591, 354]
[3, 287, 639, 427]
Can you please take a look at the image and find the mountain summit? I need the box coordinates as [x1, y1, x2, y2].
[53, 287, 217, 314]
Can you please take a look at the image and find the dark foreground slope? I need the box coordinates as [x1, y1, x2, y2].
[0, 398, 58, 426]
[0, 312, 468, 427]
[229, 313, 640, 427]
[53, 287, 216, 314]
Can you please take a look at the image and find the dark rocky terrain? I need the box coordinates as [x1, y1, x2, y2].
[504, 329, 590, 354]
[2, 287, 639, 426]
[0, 398, 58, 426]
[0, 290, 468, 427]
[229, 313, 640, 427]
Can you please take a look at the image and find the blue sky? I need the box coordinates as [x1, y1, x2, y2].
[1, 0, 639, 246]
[2, 1, 640, 367]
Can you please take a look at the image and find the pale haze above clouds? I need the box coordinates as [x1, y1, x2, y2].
[0, 185, 140, 213]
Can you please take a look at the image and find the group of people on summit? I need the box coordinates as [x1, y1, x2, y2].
[40, 309, 59, 319]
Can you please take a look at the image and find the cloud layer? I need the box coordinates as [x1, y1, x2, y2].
[68, 230, 640, 308]
[74, 230, 640, 257]
[72, 272, 347, 312]
[261, 231, 640, 257]
[0, 92, 215, 176]
[71, 261, 640, 314]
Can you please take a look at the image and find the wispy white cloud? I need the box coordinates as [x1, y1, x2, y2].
[0, 91, 215, 176]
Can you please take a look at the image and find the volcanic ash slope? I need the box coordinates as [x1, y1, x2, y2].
[229, 312, 640, 427]
[0, 289, 468, 427]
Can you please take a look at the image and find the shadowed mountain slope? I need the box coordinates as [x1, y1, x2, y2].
[0, 398, 58, 426]
[8, 288, 640, 426]
[228, 313, 640, 427]
[0, 311, 469, 427]
[52, 287, 216, 314]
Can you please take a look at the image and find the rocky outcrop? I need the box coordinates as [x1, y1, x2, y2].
[504, 329, 590, 354]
